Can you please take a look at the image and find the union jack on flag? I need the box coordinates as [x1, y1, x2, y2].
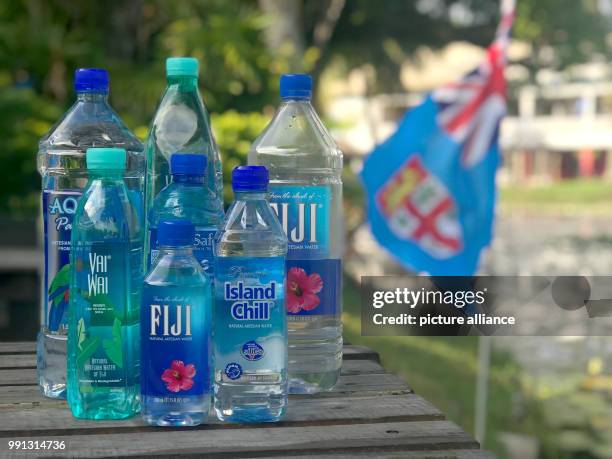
[361, 0, 515, 275]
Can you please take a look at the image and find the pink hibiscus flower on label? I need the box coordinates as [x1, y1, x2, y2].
[161, 360, 196, 393]
[286, 267, 323, 314]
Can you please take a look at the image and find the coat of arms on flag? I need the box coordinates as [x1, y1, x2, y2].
[360, 0, 514, 276]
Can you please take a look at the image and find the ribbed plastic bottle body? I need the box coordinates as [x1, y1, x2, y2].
[37, 93, 144, 399]
[67, 172, 142, 419]
[213, 191, 288, 422]
[141, 246, 212, 426]
[248, 100, 344, 394]
[144, 77, 223, 260]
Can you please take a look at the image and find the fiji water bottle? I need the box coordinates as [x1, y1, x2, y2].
[248, 74, 344, 393]
[37, 68, 144, 399]
[214, 166, 288, 423]
[145, 57, 223, 260]
[67, 148, 142, 419]
[141, 220, 212, 426]
[148, 154, 223, 272]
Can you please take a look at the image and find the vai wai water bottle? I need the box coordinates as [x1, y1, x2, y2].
[148, 153, 223, 273]
[145, 57, 223, 261]
[141, 220, 212, 427]
[67, 148, 142, 420]
[248, 74, 344, 393]
[214, 166, 288, 423]
[38, 68, 144, 399]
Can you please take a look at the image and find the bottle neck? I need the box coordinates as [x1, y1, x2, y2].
[281, 97, 312, 105]
[173, 174, 204, 185]
[233, 190, 267, 201]
[167, 75, 198, 90]
[77, 92, 109, 103]
[88, 169, 124, 181]
[157, 245, 194, 258]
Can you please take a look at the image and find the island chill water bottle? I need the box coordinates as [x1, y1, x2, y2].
[214, 166, 288, 423]
[148, 153, 224, 273]
[67, 148, 142, 420]
[141, 220, 212, 427]
[248, 74, 344, 393]
[145, 57, 223, 263]
[37, 68, 144, 399]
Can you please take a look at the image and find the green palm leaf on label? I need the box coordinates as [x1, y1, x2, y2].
[77, 318, 86, 350]
[103, 317, 123, 368]
[48, 264, 70, 296]
[77, 336, 100, 369]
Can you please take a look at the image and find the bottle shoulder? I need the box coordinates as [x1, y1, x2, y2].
[144, 255, 210, 286]
[150, 183, 224, 224]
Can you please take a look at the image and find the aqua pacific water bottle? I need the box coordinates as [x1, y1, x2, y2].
[214, 166, 288, 423]
[141, 220, 212, 427]
[248, 74, 344, 393]
[37, 69, 144, 399]
[67, 148, 142, 420]
[148, 154, 223, 273]
[145, 58, 223, 263]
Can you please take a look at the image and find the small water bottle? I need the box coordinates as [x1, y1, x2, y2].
[37, 68, 144, 399]
[248, 74, 344, 393]
[148, 153, 224, 272]
[141, 220, 212, 427]
[67, 148, 142, 420]
[214, 166, 288, 423]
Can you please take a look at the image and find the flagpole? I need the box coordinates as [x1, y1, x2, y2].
[474, 335, 491, 445]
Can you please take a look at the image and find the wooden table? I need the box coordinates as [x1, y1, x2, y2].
[0, 342, 492, 458]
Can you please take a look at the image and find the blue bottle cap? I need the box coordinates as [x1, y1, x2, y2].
[171, 153, 207, 176]
[166, 57, 199, 78]
[232, 165, 268, 192]
[86, 148, 126, 171]
[74, 68, 109, 93]
[280, 73, 312, 100]
[157, 220, 195, 247]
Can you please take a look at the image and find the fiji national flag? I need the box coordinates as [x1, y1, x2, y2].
[360, 1, 515, 276]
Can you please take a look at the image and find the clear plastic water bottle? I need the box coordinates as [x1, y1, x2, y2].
[67, 148, 142, 420]
[148, 154, 224, 273]
[213, 166, 288, 423]
[145, 57, 223, 262]
[141, 220, 212, 427]
[248, 74, 344, 393]
[37, 68, 144, 399]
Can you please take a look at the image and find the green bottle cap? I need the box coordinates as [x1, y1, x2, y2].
[166, 57, 199, 78]
[86, 148, 126, 171]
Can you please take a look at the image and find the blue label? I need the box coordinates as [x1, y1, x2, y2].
[43, 190, 81, 331]
[149, 226, 216, 275]
[214, 257, 286, 384]
[286, 259, 341, 317]
[141, 285, 211, 399]
[269, 186, 330, 258]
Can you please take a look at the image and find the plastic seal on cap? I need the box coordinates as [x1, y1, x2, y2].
[86, 148, 126, 171]
[157, 220, 195, 247]
[171, 153, 207, 176]
[232, 165, 269, 192]
[74, 68, 109, 93]
[280, 73, 312, 100]
[166, 57, 199, 78]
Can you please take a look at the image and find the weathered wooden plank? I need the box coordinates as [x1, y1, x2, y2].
[261, 451, 496, 459]
[0, 354, 36, 369]
[0, 394, 443, 436]
[0, 342, 35, 355]
[0, 368, 36, 386]
[343, 344, 380, 362]
[3, 421, 479, 457]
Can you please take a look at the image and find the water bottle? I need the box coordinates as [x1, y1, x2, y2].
[67, 148, 142, 420]
[148, 154, 223, 273]
[214, 166, 288, 423]
[141, 220, 212, 427]
[37, 68, 144, 399]
[145, 57, 223, 261]
[248, 74, 344, 393]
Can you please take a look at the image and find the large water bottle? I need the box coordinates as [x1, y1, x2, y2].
[145, 57, 223, 262]
[214, 166, 288, 422]
[248, 74, 344, 394]
[37, 69, 144, 399]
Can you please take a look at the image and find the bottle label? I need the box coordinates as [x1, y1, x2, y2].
[149, 226, 216, 275]
[42, 190, 82, 332]
[141, 287, 211, 400]
[268, 185, 341, 318]
[71, 241, 130, 388]
[214, 257, 286, 384]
